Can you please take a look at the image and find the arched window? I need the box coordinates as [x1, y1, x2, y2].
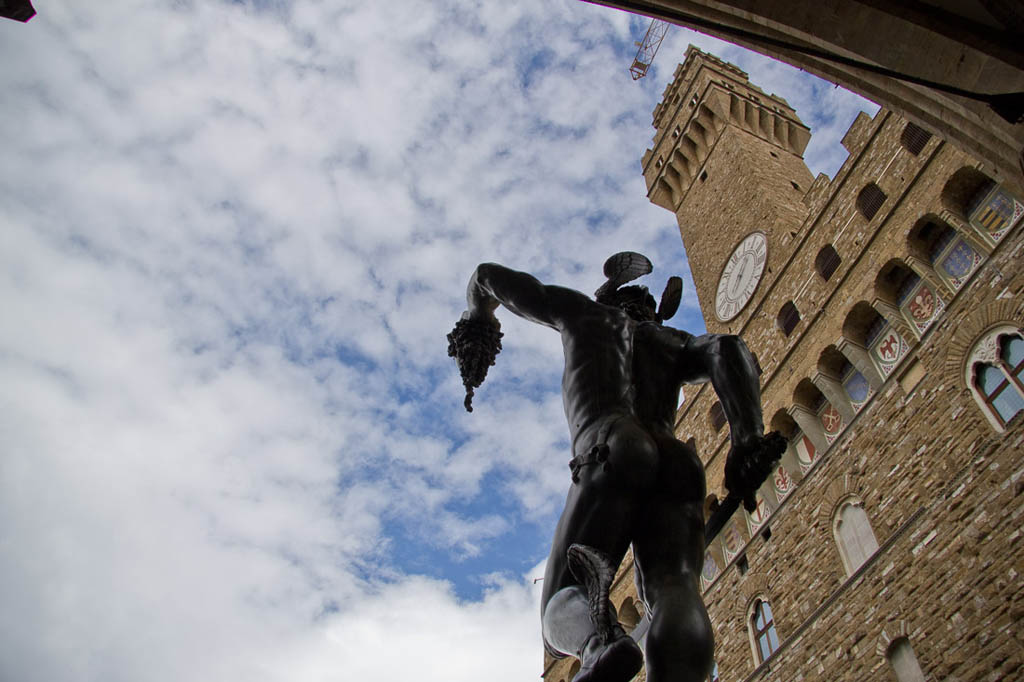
[875, 260, 917, 307]
[887, 638, 927, 682]
[895, 270, 921, 305]
[900, 122, 932, 155]
[710, 401, 726, 432]
[908, 218, 956, 264]
[777, 301, 800, 336]
[749, 598, 780, 663]
[943, 168, 1024, 245]
[833, 499, 880, 575]
[856, 183, 887, 220]
[967, 327, 1024, 430]
[815, 244, 841, 281]
[942, 167, 995, 223]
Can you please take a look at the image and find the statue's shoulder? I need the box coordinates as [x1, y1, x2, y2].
[639, 322, 692, 344]
[665, 325, 694, 342]
[553, 293, 618, 332]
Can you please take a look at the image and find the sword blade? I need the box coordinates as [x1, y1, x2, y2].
[704, 494, 742, 544]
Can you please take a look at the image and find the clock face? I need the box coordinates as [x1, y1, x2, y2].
[715, 232, 767, 321]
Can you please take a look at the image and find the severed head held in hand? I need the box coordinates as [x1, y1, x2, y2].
[446, 314, 503, 412]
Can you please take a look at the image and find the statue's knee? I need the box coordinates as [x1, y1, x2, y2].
[542, 586, 597, 659]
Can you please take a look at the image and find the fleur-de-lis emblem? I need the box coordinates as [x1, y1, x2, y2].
[774, 466, 792, 492]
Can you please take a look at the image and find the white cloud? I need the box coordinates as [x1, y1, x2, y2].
[0, 1, 876, 680]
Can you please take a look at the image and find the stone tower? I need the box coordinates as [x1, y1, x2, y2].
[641, 47, 815, 333]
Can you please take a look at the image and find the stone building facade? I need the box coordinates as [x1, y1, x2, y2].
[542, 46, 1023, 682]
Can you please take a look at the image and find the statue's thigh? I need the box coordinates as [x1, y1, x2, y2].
[542, 480, 635, 611]
[632, 497, 704, 597]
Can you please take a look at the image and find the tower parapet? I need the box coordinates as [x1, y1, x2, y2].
[643, 46, 811, 215]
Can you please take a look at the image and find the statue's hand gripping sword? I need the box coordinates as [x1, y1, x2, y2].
[705, 431, 786, 543]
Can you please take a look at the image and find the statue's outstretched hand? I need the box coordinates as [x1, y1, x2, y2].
[724, 431, 786, 512]
[447, 312, 502, 412]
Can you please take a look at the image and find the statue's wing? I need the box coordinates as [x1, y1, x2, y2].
[595, 251, 652, 299]
[656, 276, 683, 322]
[603, 251, 652, 280]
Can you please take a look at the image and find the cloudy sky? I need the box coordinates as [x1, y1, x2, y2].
[0, 2, 876, 680]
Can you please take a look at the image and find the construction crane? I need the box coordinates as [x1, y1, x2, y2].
[629, 18, 671, 80]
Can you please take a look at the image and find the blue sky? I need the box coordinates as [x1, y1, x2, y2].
[0, 2, 876, 681]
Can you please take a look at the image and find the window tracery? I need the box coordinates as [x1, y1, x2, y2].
[967, 327, 1024, 430]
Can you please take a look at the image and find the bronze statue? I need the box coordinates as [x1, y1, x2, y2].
[448, 253, 783, 682]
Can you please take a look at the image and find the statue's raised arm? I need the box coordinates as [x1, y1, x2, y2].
[448, 263, 593, 411]
[465, 262, 594, 329]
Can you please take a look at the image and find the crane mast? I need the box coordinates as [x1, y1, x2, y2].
[629, 18, 671, 80]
